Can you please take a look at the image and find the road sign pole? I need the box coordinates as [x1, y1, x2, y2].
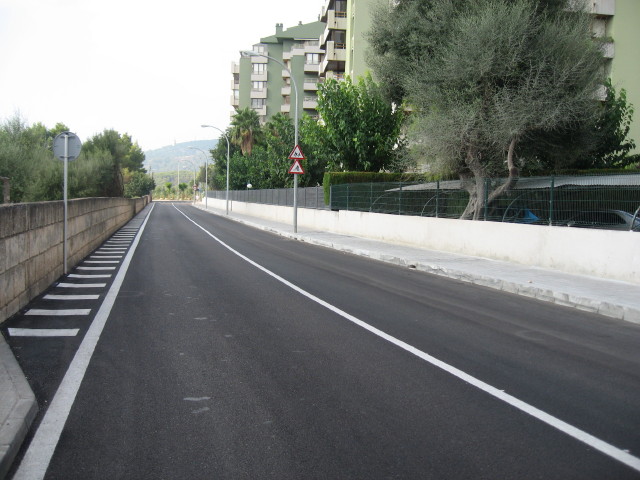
[63, 134, 69, 274]
[293, 174, 298, 233]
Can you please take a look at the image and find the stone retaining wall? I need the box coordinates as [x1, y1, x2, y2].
[0, 196, 150, 323]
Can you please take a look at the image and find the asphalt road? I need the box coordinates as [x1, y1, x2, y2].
[5, 202, 640, 479]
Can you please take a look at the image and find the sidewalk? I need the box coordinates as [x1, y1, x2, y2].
[195, 202, 640, 324]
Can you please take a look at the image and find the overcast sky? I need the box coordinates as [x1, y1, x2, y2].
[0, 0, 323, 151]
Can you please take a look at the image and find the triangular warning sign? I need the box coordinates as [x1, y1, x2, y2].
[288, 144, 306, 160]
[289, 159, 305, 175]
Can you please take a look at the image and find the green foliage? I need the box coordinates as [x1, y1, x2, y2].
[316, 74, 406, 172]
[0, 115, 148, 203]
[578, 80, 638, 168]
[124, 170, 155, 198]
[230, 107, 262, 156]
[369, 0, 606, 219]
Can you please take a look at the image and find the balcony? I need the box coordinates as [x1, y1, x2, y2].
[230, 95, 239, 107]
[252, 105, 267, 117]
[251, 72, 268, 82]
[281, 103, 291, 113]
[231, 62, 239, 74]
[321, 41, 347, 73]
[303, 97, 318, 109]
[600, 41, 615, 59]
[282, 69, 290, 78]
[325, 9, 348, 31]
[304, 80, 319, 91]
[251, 89, 267, 99]
[304, 62, 320, 74]
[281, 86, 291, 96]
[589, 0, 615, 16]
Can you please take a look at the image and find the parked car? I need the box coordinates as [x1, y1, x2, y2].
[565, 209, 640, 231]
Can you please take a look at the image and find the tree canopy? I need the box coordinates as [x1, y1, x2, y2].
[369, 0, 609, 218]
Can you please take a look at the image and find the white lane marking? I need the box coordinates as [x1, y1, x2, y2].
[68, 274, 112, 279]
[76, 267, 116, 271]
[173, 205, 640, 474]
[14, 203, 154, 480]
[90, 255, 122, 259]
[57, 283, 107, 288]
[25, 309, 91, 316]
[84, 260, 119, 264]
[97, 247, 126, 250]
[9, 328, 79, 337]
[44, 295, 99, 301]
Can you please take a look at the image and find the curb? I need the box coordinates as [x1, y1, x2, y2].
[0, 335, 38, 479]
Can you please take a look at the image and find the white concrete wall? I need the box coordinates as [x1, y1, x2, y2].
[206, 198, 640, 284]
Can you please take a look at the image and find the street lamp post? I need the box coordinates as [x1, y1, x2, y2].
[241, 50, 300, 233]
[188, 146, 210, 209]
[201, 125, 231, 215]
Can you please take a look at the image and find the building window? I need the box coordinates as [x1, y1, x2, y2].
[306, 53, 320, 64]
[252, 81, 266, 91]
[335, 0, 347, 16]
[253, 44, 266, 54]
[233, 89, 239, 99]
[251, 98, 266, 109]
[252, 63, 266, 74]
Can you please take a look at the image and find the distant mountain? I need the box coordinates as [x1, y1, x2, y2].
[144, 139, 218, 173]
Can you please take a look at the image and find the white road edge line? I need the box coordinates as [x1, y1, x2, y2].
[13, 203, 154, 480]
[174, 204, 640, 474]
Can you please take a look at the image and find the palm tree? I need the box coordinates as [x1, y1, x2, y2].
[230, 107, 262, 156]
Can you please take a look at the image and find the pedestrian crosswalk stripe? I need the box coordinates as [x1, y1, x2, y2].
[58, 283, 107, 288]
[44, 294, 99, 300]
[9, 328, 80, 337]
[84, 260, 119, 264]
[25, 309, 91, 316]
[90, 255, 122, 259]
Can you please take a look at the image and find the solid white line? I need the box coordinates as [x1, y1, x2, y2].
[44, 295, 99, 301]
[14, 203, 154, 480]
[25, 309, 91, 316]
[9, 328, 79, 337]
[173, 204, 640, 474]
[68, 274, 112, 279]
[57, 283, 107, 288]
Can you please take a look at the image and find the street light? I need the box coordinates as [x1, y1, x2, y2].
[241, 50, 300, 233]
[188, 146, 210, 209]
[201, 125, 230, 215]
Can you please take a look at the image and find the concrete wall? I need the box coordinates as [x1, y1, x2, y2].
[209, 198, 639, 284]
[0, 196, 150, 323]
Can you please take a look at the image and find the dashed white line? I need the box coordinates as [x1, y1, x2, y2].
[9, 328, 80, 337]
[57, 283, 107, 288]
[76, 267, 116, 271]
[25, 309, 91, 316]
[44, 295, 99, 301]
[68, 274, 112, 279]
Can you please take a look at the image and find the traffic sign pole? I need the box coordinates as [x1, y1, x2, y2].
[288, 145, 306, 233]
[53, 132, 82, 275]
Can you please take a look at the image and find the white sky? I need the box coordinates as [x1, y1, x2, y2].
[0, 0, 324, 151]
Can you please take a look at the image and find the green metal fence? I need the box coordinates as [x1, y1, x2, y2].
[329, 173, 640, 231]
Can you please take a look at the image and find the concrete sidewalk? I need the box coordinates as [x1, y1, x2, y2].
[195, 202, 640, 325]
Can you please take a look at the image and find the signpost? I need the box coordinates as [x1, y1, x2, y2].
[53, 132, 82, 274]
[288, 144, 305, 233]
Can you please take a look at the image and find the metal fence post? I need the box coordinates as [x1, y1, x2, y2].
[549, 175, 555, 226]
[399, 182, 403, 215]
[483, 178, 489, 220]
[435, 180, 440, 218]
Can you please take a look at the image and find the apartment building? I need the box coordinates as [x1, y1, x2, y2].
[319, 0, 375, 80]
[231, 21, 326, 124]
[590, 0, 640, 152]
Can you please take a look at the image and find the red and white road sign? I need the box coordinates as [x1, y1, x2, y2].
[288, 159, 305, 175]
[288, 144, 306, 160]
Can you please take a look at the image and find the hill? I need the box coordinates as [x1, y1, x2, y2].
[144, 139, 218, 173]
